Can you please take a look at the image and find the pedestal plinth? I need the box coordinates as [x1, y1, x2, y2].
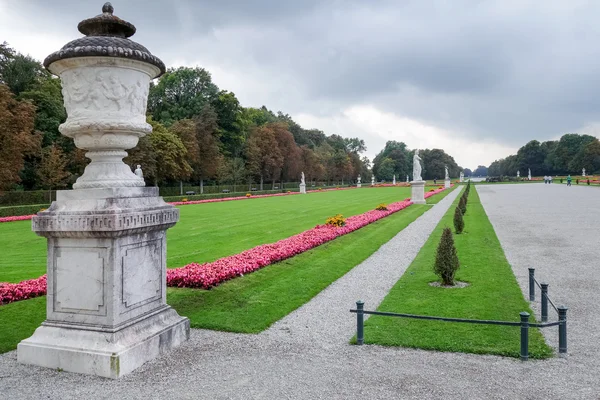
[410, 181, 426, 204]
[18, 187, 189, 378]
[357, 183, 362, 188]
[445, 179, 451, 189]
[299, 183, 306, 194]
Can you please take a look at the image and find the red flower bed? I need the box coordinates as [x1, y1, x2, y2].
[0, 186, 448, 303]
[0, 275, 47, 305]
[0, 215, 36, 223]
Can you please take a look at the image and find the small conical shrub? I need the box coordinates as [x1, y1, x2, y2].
[459, 195, 467, 215]
[434, 227, 460, 286]
[453, 206, 464, 234]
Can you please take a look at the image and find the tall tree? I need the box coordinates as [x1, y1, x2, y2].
[147, 66, 219, 125]
[0, 84, 41, 190]
[37, 144, 70, 190]
[245, 124, 283, 189]
[0, 51, 47, 96]
[212, 90, 244, 156]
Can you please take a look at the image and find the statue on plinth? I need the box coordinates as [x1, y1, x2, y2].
[528, 168, 531, 180]
[393, 174, 396, 185]
[357, 175, 361, 183]
[444, 166, 449, 180]
[517, 170, 520, 178]
[301, 171, 305, 185]
[582, 168, 586, 177]
[371, 175, 375, 185]
[412, 150, 422, 181]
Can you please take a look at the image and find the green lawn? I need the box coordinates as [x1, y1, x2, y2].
[0, 187, 411, 283]
[361, 186, 553, 359]
[0, 188, 454, 353]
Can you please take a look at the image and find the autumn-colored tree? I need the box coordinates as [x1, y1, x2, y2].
[245, 124, 284, 190]
[37, 144, 70, 190]
[0, 84, 41, 191]
[271, 122, 301, 182]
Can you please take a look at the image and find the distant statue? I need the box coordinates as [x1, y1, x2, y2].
[459, 171, 464, 182]
[444, 166, 449, 180]
[371, 175, 375, 185]
[393, 175, 396, 185]
[582, 168, 586, 177]
[406, 175, 409, 183]
[134, 165, 143, 179]
[413, 150, 422, 181]
[357, 175, 361, 184]
[300, 172, 305, 185]
[517, 170, 520, 178]
[528, 168, 532, 180]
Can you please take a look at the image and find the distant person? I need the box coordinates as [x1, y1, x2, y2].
[567, 175, 572, 187]
[544, 175, 548, 184]
[434, 178, 437, 185]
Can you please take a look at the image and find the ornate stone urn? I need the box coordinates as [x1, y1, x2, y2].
[17, 3, 189, 378]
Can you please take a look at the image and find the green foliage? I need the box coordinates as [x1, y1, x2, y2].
[0, 204, 49, 217]
[434, 227, 460, 285]
[453, 206, 464, 234]
[459, 194, 467, 215]
[147, 66, 219, 125]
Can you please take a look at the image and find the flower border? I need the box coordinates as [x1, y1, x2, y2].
[1, 186, 449, 304]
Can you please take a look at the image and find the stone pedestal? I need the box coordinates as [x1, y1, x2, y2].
[300, 183, 306, 194]
[445, 179, 451, 189]
[410, 181, 426, 204]
[357, 183, 361, 188]
[18, 187, 189, 378]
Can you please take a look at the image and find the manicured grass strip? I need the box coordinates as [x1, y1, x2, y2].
[0, 204, 429, 351]
[426, 185, 456, 205]
[165, 204, 429, 333]
[0, 296, 45, 354]
[362, 187, 553, 359]
[0, 187, 411, 283]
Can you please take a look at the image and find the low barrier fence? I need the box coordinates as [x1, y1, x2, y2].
[351, 268, 568, 361]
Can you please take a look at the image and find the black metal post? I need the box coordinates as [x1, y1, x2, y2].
[558, 306, 568, 354]
[541, 283, 549, 322]
[356, 300, 364, 345]
[520, 312, 530, 361]
[528, 268, 535, 301]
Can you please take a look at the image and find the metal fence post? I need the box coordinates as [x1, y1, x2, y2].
[558, 306, 568, 354]
[528, 268, 535, 301]
[520, 312, 530, 361]
[541, 283, 549, 322]
[356, 300, 364, 345]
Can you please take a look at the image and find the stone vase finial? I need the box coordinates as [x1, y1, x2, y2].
[43, 3, 165, 189]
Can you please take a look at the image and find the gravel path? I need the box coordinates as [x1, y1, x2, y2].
[1, 184, 597, 399]
[263, 186, 463, 346]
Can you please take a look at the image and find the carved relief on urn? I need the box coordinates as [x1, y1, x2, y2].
[43, 2, 165, 189]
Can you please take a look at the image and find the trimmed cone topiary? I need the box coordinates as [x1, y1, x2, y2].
[459, 195, 467, 215]
[453, 206, 464, 234]
[434, 227, 460, 286]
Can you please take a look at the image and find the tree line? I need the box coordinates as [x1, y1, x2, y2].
[488, 133, 600, 177]
[0, 42, 372, 192]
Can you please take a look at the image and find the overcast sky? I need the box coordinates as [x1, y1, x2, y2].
[2, 0, 600, 169]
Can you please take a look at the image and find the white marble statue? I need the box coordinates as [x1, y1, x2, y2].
[393, 175, 396, 185]
[444, 166, 449, 180]
[582, 168, 586, 177]
[528, 168, 531, 180]
[301, 172, 305, 185]
[134, 164, 143, 179]
[371, 175, 375, 185]
[459, 171, 464, 182]
[406, 175, 409, 183]
[517, 170, 520, 178]
[412, 150, 422, 181]
[357, 175, 361, 184]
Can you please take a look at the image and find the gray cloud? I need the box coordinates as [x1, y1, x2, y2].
[7, 0, 600, 160]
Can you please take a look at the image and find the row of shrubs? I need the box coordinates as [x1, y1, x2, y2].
[163, 189, 300, 202]
[0, 204, 49, 217]
[435, 182, 471, 286]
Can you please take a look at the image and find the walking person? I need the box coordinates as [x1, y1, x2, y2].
[567, 175, 572, 187]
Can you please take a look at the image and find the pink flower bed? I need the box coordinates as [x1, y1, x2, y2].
[0, 215, 36, 223]
[0, 186, 449, 303]
[0, 275, 47, 305]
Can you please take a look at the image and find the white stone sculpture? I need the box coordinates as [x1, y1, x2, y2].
[517, 170, 520, 178]
[357, 175, 361, 188]
[393, 175, 396, 185]
[528, 168, 531, 180]
[412, 150, 422, 181]
[582, 168, 586, 177]
[134, 164, 143, 179]
[444, 166, 449, 180]
[459, 172, 464, 182]
[357, 175, 361, 183]
[299, 171, 307, 194]
[18, 4, 189, 379]
[406, 175, 409, 183]
[371, 175, 375, 185]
